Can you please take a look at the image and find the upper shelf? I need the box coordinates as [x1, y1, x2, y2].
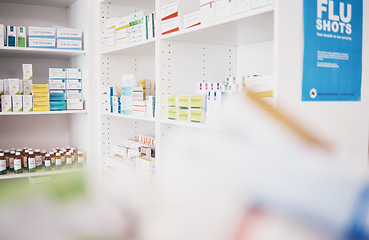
[102, 39, 155, 56]
[0, 0, 77, 8]
[0, 47, 86, 60]
[100, 0, 155, 9]
[161, 5, 274, 46]
[102, 112, 156, 122]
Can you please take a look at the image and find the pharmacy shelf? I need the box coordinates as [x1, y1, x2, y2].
[0, 47, 86, 60]
[0, 0, 77, 8]
[161, 5, 274, 46]
[100, 0, 154, 9]
[101, 39, 155, 56]
[0, 168, 85, 180]
[102, 112, 156, 122]
[0, 110, 87, 116]
[160, 119, 209, 129]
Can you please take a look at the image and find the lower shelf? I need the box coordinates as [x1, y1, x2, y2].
[0, 168, 86, 180]
[160, 119, 209, 129]
[0, 110, 87, 116]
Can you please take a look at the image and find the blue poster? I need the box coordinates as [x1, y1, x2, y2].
[302, 0, 363, 101]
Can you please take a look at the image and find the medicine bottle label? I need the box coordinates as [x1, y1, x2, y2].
[51, 157, 55, 165]
[78, 157, 84, 164]
[56, 158, 61, 166]
[36, 156, 42, 167]
[29, 158, 36, 169]
[23, 156, 28, 167]
[45, 160, 51, 167]
[67, 157, 72, 165]
[14, 159, 21, 171]
[9, 158, 14, 169]
[0, 160, 5, 171]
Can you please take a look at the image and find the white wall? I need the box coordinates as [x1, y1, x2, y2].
[275, 0, 369, 167]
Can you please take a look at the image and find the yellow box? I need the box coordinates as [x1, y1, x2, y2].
[33, 102, 50, 111]
[191, 109, 204, 123]
[178, 109, 189, 121]
[168, 107, 177, 120]
[179, 95, 189, 109]
[32, 84, 49, 93]
[32, 92, 49, 102]
[190, 95, 205, 109]
[168, 95, 177, 107]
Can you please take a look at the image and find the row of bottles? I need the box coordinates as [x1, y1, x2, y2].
[0, 147, 85, 175]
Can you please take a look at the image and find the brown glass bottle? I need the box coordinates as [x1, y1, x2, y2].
[9, 150, 15, 172]
[0, 152, 6, 175]
[28, 151, 36, 172]
[4, 150, 10, 171]
[14, 152, 23, 174]
[23, 150, 28, 170]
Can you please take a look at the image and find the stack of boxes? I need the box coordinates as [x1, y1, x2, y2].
[128, 11, 145, 44]
[66, 69, 83, 110]
[56, 27, 83, 50]
[115, 16, 130, 48]
[32, 84, 50, 112]
[102, 87, 117, 113]
[132, 87, 145, 116]
[49, 68, 67, 111]
[168, 95, 206, 123]
[28, 27, 56, 49]
[161, 2, 180, 35]
[121, 74, 135, 115]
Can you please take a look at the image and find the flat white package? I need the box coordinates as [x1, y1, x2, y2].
[215, 0, 231, 19]
[49, 79, 66, 90]
[162, 17, 180, 35]
[161, 2, 179, 21]
[57, 39, 82, 50]
[0, 24, 5, 47]
[66, 79, 82, 89]
[18, 80, 23, 95]
[3, 79, 9, 95]
[200, 1, 216, 24]
[12, 95, 22, 112]
[67, 99, 83, 110]
[29, 38, 56, 49]
[67, 90, 82, 99]
[252, 0, 273, 9]
[28, 27, 56, 38]
[23, 80, 32, 95]
[9, 79, 20, 95]
[23, 95, 33, 112]
[56, 28, 82, 41]
[49, 68, 66, 79]
[22, 64, 33, 80]
[231, 0, 251, 15]
[1, 95, 11, 112]
[0, 79, 3, 95]
[183, 11, 201, 29]
[67, 68, 82, 79]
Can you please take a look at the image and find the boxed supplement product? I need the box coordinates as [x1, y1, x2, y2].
[56, 28, 82, 41]
[28, 27, 56, 39]
[251, 0, 273, 9]
[22, 64, 33, 80]
[49, 79, 66, 90]
[67, 99, 83, 110]
[50, 101, 66, 111]
[191, 109, 205, 123]
[23, 95, 33, 112]
[183, 11, 201, 29]
[33, 92, 49, 102]
[102, 87, 117, 96]
[33, 102, 49, 111]
[215, 0, 231, 19]
[1, 95, 11, 112]
[179, 95, 189, 109]
[18, 80, 23, 95]
[191, 95, 206, 109]
[0, 24, 4, 47]
[28, 38, 56, 49]
[66, 68, 82, 79]
[162, 17, 180, 35]
[200, 1, 215, 24]
[66, 79, 82, 89]
[0, 79, 3, 95]
[161, 2, 179, 21]
[49, 68, 66, 79]
[12, 95, 22, 112]
[168, 95, 178, 107]
[9, 79, 20, 95]
[7, 26, 16, 47]
[32, 84, 48, 93]
[231, 0, 251, 15]
[168, 107, 177, 120]
[66, 89, 82, 99]
[146, 96, 155, 118]
[3, 79, 9, 95]
[178, 108, 189, 121]
[57, 40, 82, 50]
[23, 80, 32, 95]
[49, 90, 66, 101]
[17, 27, 26, 47]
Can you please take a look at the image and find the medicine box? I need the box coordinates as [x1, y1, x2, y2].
[33, 92, 49, 102]
[168, 95, 178, 107]
[9, 79, 20, 95]
[67, 99, 83, 110]
[28, 27, 56, 39]
[23, 64, 33, 80]
[19, 80, 23, 95]
[0, 24, 4, 47]
[12, 95, 23, 112]
[178, 108, 190, 121]
[23, 95, 33, 112]
[1, 95, 11, 112]
[251, 0, 273, 9]
[33, 102, 50, 112]
[57, 40, 82, 50]
[231, 0, 251, 15]
[168, 107, 177, 120]
[50, 101, 67, 111]
[66, 68, 82, 79]
[49, 79, 66, 90]
[32, 84, 49, 93]
[28, 38, 56, 49]
[56, 28, 82, 41]
[215, 0, 231, 19]
[17, 27, 26, 47]
[0, 80, 3, 95]
[7, 26, 16, 47]
[50, 90, 66, 101]
[161, 2, 179, 21]
[66, 79, 82, 89]
[191, 95, 206, 109]
[49, 68, 66, 79]
[3, 79, 9, 95]
[23, 80, 32, 95]
[179, 96, 189, 109]
[162, 17, 180, 35]
[183, 11, 201, 29]
[191, 109, 205, 123]
[66, 90, 82, 99]
[200, 1, 215, 24]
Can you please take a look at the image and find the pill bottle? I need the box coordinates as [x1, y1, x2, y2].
[0, 153, 6, 175]
[4, 150, 10, 170]
[41, 150, 46, 167]
[55, 153, 62, 170]
[23, 149, 28, 170]
[9, 150, 15, 172]
[78, 151, 84, 167]
[44, 154, 51, 171]
[50, 152, 56, 169]
[35, 149, 42, 169]
[66, 152, 73, 169]
[28, 151, 36, 172]
[60, 151, 66, 167]
[14, 152, 23, 174]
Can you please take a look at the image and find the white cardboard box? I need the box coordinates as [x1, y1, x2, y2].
[183, 11, 201, 29]
[49, 68, 66, 79]
[231, 0, 251, 15]
[215, 0, 231, 19]
[200, 1, 216, 24]
[12, 95, 22, 112]
[23, 95, 33, 112]
[251, 0, 273, 9]
[67, 68, 82, 79]
[67, 99, 83, 110]
[1, 95, 11, 112]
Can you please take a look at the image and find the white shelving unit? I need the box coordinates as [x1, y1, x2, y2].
[0, 168, 85, 180]
[0, 0, 94, 179]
